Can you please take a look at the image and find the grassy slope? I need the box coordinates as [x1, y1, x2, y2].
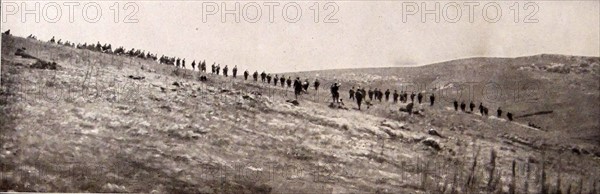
[1, 35, 599, 193]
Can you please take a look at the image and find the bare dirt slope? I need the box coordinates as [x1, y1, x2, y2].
[1, 35, 599, 193]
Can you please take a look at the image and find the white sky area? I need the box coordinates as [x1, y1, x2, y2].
[2, 1, 599, 73]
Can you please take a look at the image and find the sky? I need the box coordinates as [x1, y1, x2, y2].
[1, 0, 599, 73]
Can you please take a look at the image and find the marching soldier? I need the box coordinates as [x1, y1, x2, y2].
[232, 65, 238, 78]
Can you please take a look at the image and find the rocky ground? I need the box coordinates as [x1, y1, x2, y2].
[1, 35, 599, 193]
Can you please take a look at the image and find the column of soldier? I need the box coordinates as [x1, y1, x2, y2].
[15, 31, 515, 121]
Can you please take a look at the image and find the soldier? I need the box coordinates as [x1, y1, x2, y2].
[244, 70, 249, 80]
[417, 92, 423, 104]
[377, 89, 383, 102]
[191, 60, 196, 70]
[287, 77, 292, 87]
[314, 79, 320, 91]
[201, 61, 207, 72]
[261, 71, 266, 82]
[506, 112, 513, 121]
[393, 90, 399, 103]
[211, 63, 216, 74]
[232, 65, 238, 78]
[294, 77, 303, 99]
[223, 65, 228, 77]
[479, 103, 484, 115]
[349, 87, 355, 100]
[331, 83, 341, 103]
[302, 79, 310, 92]
[274, 75, 279, 86]
[216, 64, 221, 75]
[497, 107, 503, 117]
[182, 59, 186, 69]
[50, 36, 56, 43]
[385, 89, 390, 102]
[368, 88, 374, 101]
[253, 71, 259, 82]
[469, 101, 475, 112]
[429, 93, 435, 106]
[176, 58, 181, 68]
[483, 107, 489, 116]
[372, 89, 377, 101]
[267, 74, 272, 84]
[355, 87, 365, 110]
[460, 101, 466, 112]
[280, 76, 286, 87]
[454, 100, 459, 111]
[406, 102, 414, 115]
[399, 91, 405, 102]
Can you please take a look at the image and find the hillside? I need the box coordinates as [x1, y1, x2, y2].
[1, 34, 599, 193]
[291, 55, 600, 146]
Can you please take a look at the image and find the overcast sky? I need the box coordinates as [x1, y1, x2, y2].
[2, 1, 598, 73]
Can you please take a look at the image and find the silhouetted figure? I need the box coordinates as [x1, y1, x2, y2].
[355, 87, 365, 110]
[375, 89, 382, 102]
[385, 89, 390, 102]
[182, 59, 186, 69]
[294, 77, 303, 99]
[483, 107, 489, 116]
[469, 101, 475, 112]
[460, 101, 466, 112]
[232, 65, 238, 78]
[223, 65, 228, 77]
[314, 79, 320, 91]
[280, 76, 285, 87]
[507, 112, 513, 121]
[349, 87, 355, 100]
[274, 75, 279, 86]
[201, 61, 207, 72]
[176, 58, 181, 68]
[253, 71, 259, 82]
[406, 102, 414, 115]
[50, 36, 56, 43]
[410, 92, 415, 102]
[417, 92, 423, 104]
[479, 103, 484, 115]
[368, 89, 374, 101]
[261, 71, 266, 82]
[267, 74, 272, 84]
[286, 77, 292, 87]
[331, 83, 340, 103]
[244, 70, 249, 80]
[211, 63, 216, 74]
[393, 90, 399, 103]
[497, 107, 503, 117]
[302, 79, 310, 92]
[191, 60, 196, 70]
[199, 75, 208, 81]
[454, 100, 459, 111]
[402, 91, 408, 103]
[400, 91, 405, 103]
[429, 93, 435, 106]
